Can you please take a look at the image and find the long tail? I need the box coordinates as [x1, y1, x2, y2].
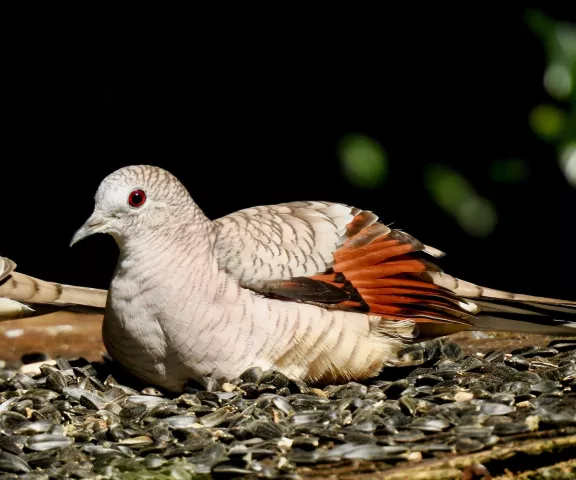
[424, 271, 576, 336]
[0, 256, 106, 320]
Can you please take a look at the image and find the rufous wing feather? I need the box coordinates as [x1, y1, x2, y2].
[257, 209, 576, 338]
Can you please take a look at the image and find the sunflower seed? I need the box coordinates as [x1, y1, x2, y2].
[0, 451, 31, 473]
[25, 434, 74, 451]
[481, 403, 515, 416]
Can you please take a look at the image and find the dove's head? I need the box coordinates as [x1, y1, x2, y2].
[70, 165, 203, 248]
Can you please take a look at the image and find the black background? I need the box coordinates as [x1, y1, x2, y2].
[2, 7, 575, 302]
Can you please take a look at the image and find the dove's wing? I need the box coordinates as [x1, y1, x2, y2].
[0, 256, 16, 282]
[214, 201, 359, 285]
[0, 256, 33, 319]
[0, 256, 107, 320]
[213, 202, 471, 324]
[214, 202, 576, 336]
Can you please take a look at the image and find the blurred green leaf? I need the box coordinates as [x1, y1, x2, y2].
[544, 63, 573, 100]
[338, 133, 388, 189]
[490, 158, 530, 183]
[455, 196, 498, 238]
[526, 10, 576, 101]
[560, 142, 576, 187]
[526, 9, 576, 188]
[529, 104, 566, 140]
[525, 9, 556, 41]
[424, 165, 471, 213]
[425, 164, 497, 237]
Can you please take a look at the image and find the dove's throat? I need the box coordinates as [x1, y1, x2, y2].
[110, 217, 222, 307]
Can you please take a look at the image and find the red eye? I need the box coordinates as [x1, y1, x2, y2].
[128, 189, 146, 207]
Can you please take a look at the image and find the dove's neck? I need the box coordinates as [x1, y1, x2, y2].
[111, 210, 223, 303]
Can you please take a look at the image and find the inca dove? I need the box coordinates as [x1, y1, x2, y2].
[0, 255, 106, 320]
[64, 165, 576, 392]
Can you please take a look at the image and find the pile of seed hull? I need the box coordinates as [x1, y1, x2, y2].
[0, 338, 576, 479]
